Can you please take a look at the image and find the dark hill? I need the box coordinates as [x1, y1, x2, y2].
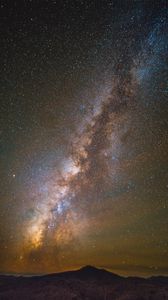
[0, 266, 168, 299]
[41, 265, 122, 282]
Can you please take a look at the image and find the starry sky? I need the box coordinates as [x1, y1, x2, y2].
[0, 1, 168, 277]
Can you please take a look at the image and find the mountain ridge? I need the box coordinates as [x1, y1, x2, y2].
[1, 265, 168, 281]
[0, 266, 168, 299]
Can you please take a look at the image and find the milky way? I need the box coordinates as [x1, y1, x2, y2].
[0, 1, 168, 276]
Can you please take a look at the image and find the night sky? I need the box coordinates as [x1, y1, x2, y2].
[0, 1, 168, 277]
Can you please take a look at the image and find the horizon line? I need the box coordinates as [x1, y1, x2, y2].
[1, 265, 168, 279]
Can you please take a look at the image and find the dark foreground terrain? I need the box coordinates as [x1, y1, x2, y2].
[0, 266, 168, 300]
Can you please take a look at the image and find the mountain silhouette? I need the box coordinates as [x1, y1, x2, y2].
[42, 265, 122, 282]
[0, 266, 168, 299]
